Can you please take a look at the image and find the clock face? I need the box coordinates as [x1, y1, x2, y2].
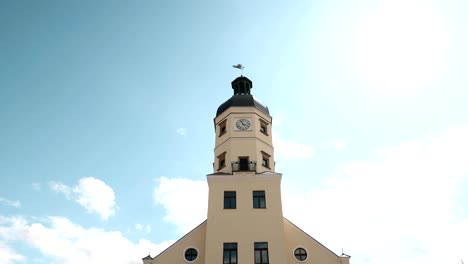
[235, 119, 251, 130]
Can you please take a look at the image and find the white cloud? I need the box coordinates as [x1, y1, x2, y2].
[50, 177, 117, 220]
[273, 135, 313, 159]
[282, 125, 468, 264]
[74, 178, 117, 220]
[0, 198, 20, 208]
[145, 225, 151, 234]
[352, 0, 451, 96]
[0, 215, 174, 264]
[0, 241, 24, 264]
[135, 224, 151, 234]
[49, 182, 72, 198]
[153, 177, 208, 234]
[333, 139, 345, 150]
[176, 128, 187, 136]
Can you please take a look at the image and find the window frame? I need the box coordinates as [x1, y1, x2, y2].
[224, 191, 236, 209]
[260, 151, 271, 169]
[253, 190, 266, 209]
[217, 152, 226, 171]
[183, 247, 199, 263]
[254, 242, 269, 264]
[223, 242, 238, 264]
[293, 247, 308, 262]
[219, 120, 227, 137]
[259, 119, 269, 135]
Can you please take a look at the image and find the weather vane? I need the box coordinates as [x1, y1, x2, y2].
[232, 64, 244, 76]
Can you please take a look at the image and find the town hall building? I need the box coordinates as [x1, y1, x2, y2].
[142, 75, 351, 264]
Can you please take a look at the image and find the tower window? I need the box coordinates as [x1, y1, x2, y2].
[294, 248, 308, 261]
[184, 248, 198, 262]
[253, 191, 266, 208]
[218, 152, 226, 171]
[219, 120, 227, 137]
[224, 191, 236, 209]
[223, 243, 238, 264]
[254, 242, 269, 264]
[259, 119, 269, 135]
[261, 151, 271, 169]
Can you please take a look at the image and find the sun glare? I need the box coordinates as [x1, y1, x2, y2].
[353, 0, 451, 96]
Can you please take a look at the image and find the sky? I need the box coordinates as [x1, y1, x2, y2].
[0, 0, 467, 263]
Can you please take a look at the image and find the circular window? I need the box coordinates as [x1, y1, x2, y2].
[184, 248, 198, 262]
[294, 247, 308, 261]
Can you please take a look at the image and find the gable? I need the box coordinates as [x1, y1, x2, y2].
[283, 218, 348, 264]
[148, 221, 207, 264]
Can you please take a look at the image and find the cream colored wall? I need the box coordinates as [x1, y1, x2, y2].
[214, 107, 273, 146]
[283, 218, 345, 264]
[340, 255, 351, 264]
[149, 222, 207, 264]
[214, 107, 274, 173]
[205, 173, 286, 263]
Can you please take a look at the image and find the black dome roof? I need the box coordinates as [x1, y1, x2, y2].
[215, 76, 270, 117]
[216, 94, 269, 117]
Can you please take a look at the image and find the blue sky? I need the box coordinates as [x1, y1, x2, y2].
[0, 0, 467, 263]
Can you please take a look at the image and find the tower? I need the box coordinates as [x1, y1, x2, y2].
[143, 76, 351, 264]
[213, 76, 274, 175]
[206, 75, 285, 263]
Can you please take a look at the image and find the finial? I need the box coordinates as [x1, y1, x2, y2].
[232, 64, 245, 75]
[340, 249, 350, 258]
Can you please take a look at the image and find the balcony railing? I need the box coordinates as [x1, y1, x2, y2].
[232, 161, 256, 172]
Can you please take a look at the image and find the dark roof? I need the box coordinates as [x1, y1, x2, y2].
[215, 75, 270, 117]
[216, 94, 269, 117]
